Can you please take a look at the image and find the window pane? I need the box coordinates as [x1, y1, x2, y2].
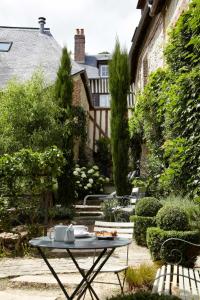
[99, 94, 110, 107]
[100, 65, 109, 77]
[0, 42, 12, 52]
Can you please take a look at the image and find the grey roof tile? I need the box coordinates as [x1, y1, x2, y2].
[0, 26, 83, 88]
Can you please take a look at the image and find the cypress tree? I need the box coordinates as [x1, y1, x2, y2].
[109, 40, 130, 195]
[55, 47, 75, 206]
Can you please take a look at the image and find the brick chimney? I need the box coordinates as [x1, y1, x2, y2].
[74, 28, 85, 63]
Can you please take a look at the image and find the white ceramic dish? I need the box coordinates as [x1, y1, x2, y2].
[75, 232, 91, 238]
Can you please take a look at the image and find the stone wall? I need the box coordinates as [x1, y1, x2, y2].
[135, 0, 190, 92]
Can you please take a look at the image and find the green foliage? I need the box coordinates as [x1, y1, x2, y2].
[0, 147, 66, 229]
[146, 227, 200, 267]
[109, 39, 130, 195]
[55, 47, 75, 206]
[0, 72, 63, 154]
[130, 215, 156, 246]
[125, 263, 157, 290]
[135, 197, 162, 217]
[131, 178, 147, 189]
[107, 291, 181, 300]
[156, 206, 189, 231]
[48, 205, 75, 221]
[160, 194, 200, 231]
[129, 1, 200, 197]
[95, 137, 112, 177]
[73, 164, 109, 199]
[165, 0, 200, 73]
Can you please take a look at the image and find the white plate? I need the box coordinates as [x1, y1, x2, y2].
[75, 232, 91, 238]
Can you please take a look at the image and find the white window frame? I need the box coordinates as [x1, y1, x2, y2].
[100, 65, 109, 77]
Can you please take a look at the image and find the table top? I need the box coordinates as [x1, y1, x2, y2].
[29, 236, 131, 250]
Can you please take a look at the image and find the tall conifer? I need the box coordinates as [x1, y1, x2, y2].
[55, 47, 75, 206]
[109, 40, 130, 195]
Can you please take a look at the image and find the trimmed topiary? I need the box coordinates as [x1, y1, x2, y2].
[146, 227, 200, 267]
[107, 291, 181, 299]
[130, 215, 156, 246]
[135, 197, 162, 217]
[156, 206, 189, 231]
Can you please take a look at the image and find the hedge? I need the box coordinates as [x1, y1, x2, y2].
[130, 215, 156, 246]
[146, 227, 200, 267]
[107, 291, 180, 300]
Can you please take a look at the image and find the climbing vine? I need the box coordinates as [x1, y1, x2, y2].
[129, 0, 200, 197]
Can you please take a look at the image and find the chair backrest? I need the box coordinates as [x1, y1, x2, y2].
[94, 221, 134, 239]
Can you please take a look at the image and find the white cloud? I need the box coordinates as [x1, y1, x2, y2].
[0, 0, 141, 54]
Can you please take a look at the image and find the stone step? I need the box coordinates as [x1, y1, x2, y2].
[76, 211, 103, 217]
[74, 205, 101, 212]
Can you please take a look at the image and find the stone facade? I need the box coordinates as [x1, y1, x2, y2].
[134, 0, 190, 92]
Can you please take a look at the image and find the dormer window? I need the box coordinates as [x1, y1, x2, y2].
[100, 65, 109, 77]
[0, 42, 12, 52]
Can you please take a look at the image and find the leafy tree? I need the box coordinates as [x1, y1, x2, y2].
[0, 73, 61, 154]
[109, 40, 130, 195]
[55, 47, 75, 206]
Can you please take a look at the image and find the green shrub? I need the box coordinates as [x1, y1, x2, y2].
[156, 206, 189, 231]
[130, 215, 156, 246]
[135, 197, 162, 217]
[125, 263, 157, 290]
[161, 194, 200, 231]
[147, 227, 200, 267]
[108, 291, 181, 300]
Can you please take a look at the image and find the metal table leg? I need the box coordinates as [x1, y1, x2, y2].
[37, 247, 70, 300]
[75, 248, 115, 300]
[37, 246, 115, 300]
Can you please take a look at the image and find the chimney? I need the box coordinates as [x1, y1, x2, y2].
[74, 28, 85, 63]
[38, 17, 46, 34]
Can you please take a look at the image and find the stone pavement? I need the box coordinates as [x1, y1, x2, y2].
[0, 241, 152, 300]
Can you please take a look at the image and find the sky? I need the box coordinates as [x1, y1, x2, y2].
[0, 0, 141, 55]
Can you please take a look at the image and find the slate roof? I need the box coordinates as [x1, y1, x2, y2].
[0, 26, 84, 88]
[80, 53, 112, 79]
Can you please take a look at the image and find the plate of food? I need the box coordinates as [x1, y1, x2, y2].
[95, 231, 117, 240]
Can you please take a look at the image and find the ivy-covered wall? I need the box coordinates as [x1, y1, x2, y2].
[129, 0, 200, 198]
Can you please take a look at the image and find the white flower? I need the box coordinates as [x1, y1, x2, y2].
[105, 177, 109, 183]
[87, 183, 92, 188]
[73, 171, 78, 176]
[76, 181, 80, 184]
[81, 173, 86, 178]
[88, 169, 94, 174]
[75, 167, 81, 172]
[84, 186, 88, 190]
[89, 178, 93, 184]
[94, 172, 99, 177]
[100, 188, 103, 192]
[93, 165, 99, 170]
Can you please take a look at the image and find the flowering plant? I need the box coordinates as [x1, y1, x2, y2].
[73, 164, 109, 199]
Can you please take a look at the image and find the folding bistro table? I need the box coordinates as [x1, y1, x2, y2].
[29, 236, 131, 300]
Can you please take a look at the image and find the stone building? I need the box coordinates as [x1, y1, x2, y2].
[129, 0, 190, 92]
